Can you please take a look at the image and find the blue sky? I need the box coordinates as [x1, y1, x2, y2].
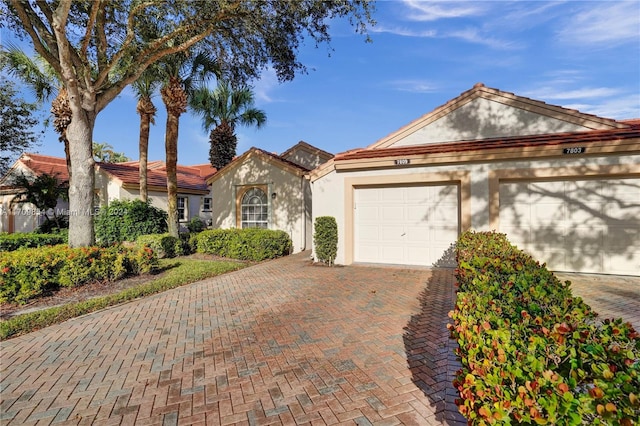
[3, 0, 640, 166]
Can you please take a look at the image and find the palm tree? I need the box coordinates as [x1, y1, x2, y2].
[132, 66, 160, 202]
[189, 82, 267, 170]
[1, 44, 73, 177]
[158, 51, 219, 237]
[92, 142, 129, 163]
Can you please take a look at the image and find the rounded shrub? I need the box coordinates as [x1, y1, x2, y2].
[95, 199, 167, 244]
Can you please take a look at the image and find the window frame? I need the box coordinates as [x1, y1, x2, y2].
[177, 196, 188, 222]
[237, 186, 269, 229]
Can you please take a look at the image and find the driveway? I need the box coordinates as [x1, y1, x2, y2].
[0, 252, 465, 425]
[555, 273, 640, 330]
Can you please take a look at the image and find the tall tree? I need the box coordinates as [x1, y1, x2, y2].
[1, 0, 374, 247]
[0, 79, 41, 175]
[158, 51, 219, 237]
[92, 142, 129, 163]
[0, 43, 71, 176]
[1, 44, 73, 178]
[132, 66, 160, 202]
[190, 82, 266, 169]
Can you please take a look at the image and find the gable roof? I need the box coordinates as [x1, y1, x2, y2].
[206, 146, 311, 185]
[0, 153, 69, 189]
[97, 161, 210, 194]
[334, 123, 640, 162]
[368, 83, 629, 150]
[281, 140, 333, 160]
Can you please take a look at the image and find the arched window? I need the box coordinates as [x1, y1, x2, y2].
[241, 187, 268, 228]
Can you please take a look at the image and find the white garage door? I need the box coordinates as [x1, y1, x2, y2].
[500, 178, 640, 275]
[354, 184, 459, 266]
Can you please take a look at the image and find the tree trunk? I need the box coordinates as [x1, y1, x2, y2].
[138, 114, 151, 202]
[165, 112, 180, 237]
[66, 109, 96, 247]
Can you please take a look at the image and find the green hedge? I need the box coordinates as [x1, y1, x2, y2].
[450, 231, 639, 425]
[0, 244, 158, 304]
[136, 233, 183, 258]
[314, 216, 337, 265]
[95, 199, 167, 244]
[196, 228, 292, 261]
[0, 232, 67, 251]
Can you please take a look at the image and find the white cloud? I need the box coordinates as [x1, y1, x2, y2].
[571, 94, 640, 120]
[448, 28, 521, 50]
[524, 86, 623, 101]
[557, 2, 640, 46]
[370, 25, 437, 38]
[401, 0, 485, 21]
[251, 66, 280, 104]
[389, 79, 439, 93]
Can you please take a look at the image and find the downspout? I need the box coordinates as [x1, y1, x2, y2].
[300, 174, 306, 251]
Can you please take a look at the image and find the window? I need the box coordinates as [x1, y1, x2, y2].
[240, 187, 268, 229]
[177, 197, 188, 221]
[202, 197, 212, 212]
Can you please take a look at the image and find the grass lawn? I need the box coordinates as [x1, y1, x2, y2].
[0, 257, 248, 341]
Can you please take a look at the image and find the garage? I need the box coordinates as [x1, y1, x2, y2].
[354, 184, 460, 266]
[499, 177, 640, 275]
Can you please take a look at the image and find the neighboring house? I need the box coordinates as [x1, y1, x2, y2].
[0, 153, 216, 233]
[311, 83, 640, 275]
[207, 141, 333, 253]
[0, 153, 70, 233]
[96, 161, 216, 229]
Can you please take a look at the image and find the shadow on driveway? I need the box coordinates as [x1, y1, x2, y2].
[403, 268, 466, 425]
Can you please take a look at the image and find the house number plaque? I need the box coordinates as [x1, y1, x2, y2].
[395, 159, 411, 165]
[563, 147, 586, 155]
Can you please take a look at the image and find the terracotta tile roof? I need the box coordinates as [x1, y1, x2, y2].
[280, 140, 334, 160]
[335, 123, 640, 161]
[252, 147, 313, 172]
[98, 161, 210, 192]
[18, 153, 70, 184]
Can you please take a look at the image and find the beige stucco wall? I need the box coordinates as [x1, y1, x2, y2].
[209, 155, 310, 253]
[392, 98, 589, 147]
[312, 153, 640, 265]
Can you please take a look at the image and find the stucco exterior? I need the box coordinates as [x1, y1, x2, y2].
[207, 148, 314, 253]
[311, 84, 640, 274]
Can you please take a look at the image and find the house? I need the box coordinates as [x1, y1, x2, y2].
[207, 141, 333, 253]
[0, 153, 70, 233]
[311, 83, 640, 276]
[0, 153, 216, 233]
[96, 161, 216, 229]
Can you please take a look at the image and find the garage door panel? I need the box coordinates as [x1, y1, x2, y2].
[500, 177, 639, 275]
[354, 184, 459, 266]
[532, 203, 565, 224]
[357, 206, 379, 222]
[381, 206, 404, 222]
[381, 226, 404, 242]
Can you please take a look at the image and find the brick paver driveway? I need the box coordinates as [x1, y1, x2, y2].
[0, 252, 465, 426]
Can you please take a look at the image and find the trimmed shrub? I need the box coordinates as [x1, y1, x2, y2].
[314, 216, 338, 265]
[196, 228, 292, 261]
[136, 233, 183, 259]
[0, 232, 67, 251]
[95, 199, 167, 244]
[186, 217, 205, 233]
[450, 231, 639, 425]
[0, 244, 158, 304]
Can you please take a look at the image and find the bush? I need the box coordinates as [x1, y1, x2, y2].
[0, 244, 158, 304]
[450, 231, 639, 425]
[196, 228, 292, 261]
[186, 217, 205, 233]
[95, 199, 167, 244]
[0, 232, 67, 251]
[136, 233, 183, 259]
[36, 216, 69, 233]
[314, 216, 338, 265]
